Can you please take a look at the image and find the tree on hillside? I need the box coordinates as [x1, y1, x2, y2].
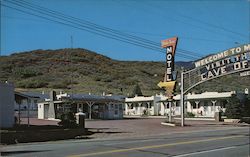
[131, 84, 143, 97]
[225, 95, 243, 119]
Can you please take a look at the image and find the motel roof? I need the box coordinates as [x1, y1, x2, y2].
[173, 91, 234, 101]
[60, 94, 125, 103]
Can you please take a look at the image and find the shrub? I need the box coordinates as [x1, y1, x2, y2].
[58, 112, 77, 128]
[242, 97, 250, 118]
[48, 79, 77, 89]
[225, 95, 243, 119]
[17, 79, 48, 88]
[131, 84, 143, 97]
[49, 82, 68, 89]
[186, 112, 195, 118]
[14, 68, 42, 78]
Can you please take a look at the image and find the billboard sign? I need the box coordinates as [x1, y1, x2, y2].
[195, 44, 250, 81]
[161, 37, 178, 82]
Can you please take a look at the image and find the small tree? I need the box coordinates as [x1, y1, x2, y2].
[58, 111, 77, 128]
[131, 84, 143, 97]
[225, 95, 243, 119]
[242, 97, 250, 117]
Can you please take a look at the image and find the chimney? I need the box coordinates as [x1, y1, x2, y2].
[48, 91, 56, 119]
[50, 91, 56, 101]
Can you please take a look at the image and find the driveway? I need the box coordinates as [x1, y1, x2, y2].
[85, 118, 245, 139]
[19, 117, 247, 140]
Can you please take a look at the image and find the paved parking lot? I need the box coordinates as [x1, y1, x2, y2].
[20, 117, 247, 140]
[85, 118, 244, 139]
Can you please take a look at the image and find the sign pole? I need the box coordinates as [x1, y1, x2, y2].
[169, 101, 172, 122]
[180, 67, 185, 127]
[158, 37, 178, 124]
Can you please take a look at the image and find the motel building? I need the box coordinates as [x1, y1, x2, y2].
[124, 91, 238, 118]
[38, 92, 125, 120]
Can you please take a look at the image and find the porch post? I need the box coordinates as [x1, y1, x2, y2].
[146, 102, 150, 115]
[125, 103, 128, 115]
[77, 103, 79, 112]
[169, 101, 172, 122]
[87, 102, 94, 119]
[138, 102, 142, 116]
[195, 101, 200, 115]
[211, 100, 217, 116]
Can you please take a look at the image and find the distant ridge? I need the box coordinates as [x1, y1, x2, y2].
[0, 48, 248, 95]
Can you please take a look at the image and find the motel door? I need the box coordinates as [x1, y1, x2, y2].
[44, 104, 49, 119]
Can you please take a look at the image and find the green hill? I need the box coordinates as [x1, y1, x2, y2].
[0, 48, 249, 95]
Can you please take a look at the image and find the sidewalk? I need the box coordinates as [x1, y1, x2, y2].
[124, 115, 215, 121]
[19, 118, 59, 126]
[10, 117, 249, 142]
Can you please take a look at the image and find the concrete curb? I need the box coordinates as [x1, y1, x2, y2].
[174, 117, 215, 121]
[161, 122, 176, 127]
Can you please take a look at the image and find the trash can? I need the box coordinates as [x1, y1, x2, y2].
[75, 112, 85, 129]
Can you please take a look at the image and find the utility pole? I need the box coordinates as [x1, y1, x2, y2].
[180, 67, 185, 127]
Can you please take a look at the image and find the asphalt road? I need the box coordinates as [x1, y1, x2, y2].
[1, 127, 249, 157]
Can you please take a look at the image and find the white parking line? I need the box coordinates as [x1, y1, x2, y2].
[173, 146, 236, 157]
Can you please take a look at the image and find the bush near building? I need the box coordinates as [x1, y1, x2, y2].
[58, 112, 78, 128]
[225, 95, 250, 121]
[186, 112, 195, 118]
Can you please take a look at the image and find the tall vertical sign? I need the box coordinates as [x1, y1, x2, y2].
[158, 37, 178, 97]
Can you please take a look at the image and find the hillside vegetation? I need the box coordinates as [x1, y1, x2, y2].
[0, 48, 249, 95]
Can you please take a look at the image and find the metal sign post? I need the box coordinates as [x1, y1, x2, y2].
[180, 68, 185, 127]
[158, 37, 178, 124]
[169, 101, 172, 122]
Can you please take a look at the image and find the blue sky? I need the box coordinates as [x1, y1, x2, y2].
[1, 0, 249, 61]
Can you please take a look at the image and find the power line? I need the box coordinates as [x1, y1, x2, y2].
[2, 15, 236, 44]
[1, 4, 166, 54]
[2, 0, 202, 60]
[173, 11, 247, 39]
[131, 1, 247, 42]
[17, 0, 202, 58]
[120, 30, 237, 44]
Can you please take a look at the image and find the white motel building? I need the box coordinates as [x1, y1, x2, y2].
[124, 91, 239, 118]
